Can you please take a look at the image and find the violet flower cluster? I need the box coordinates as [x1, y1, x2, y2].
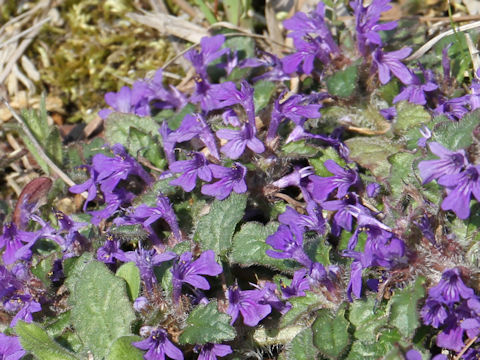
[419, 141, 480, 219]
[421, 268, 480, 356]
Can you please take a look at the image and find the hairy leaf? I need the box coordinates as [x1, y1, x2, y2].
[16, 321, 79, 360]
[116, 261, 140, 301]
[312, 305, 351, 359]
[178, 301, 236, 345]
[388, 276, 425, 338]
[230, 221, 296, 271]
[70, 260, 136, 359]
[194, 193, 247, 258]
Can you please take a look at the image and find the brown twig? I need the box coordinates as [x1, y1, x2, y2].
[454, 336, 478, 360]
[272, 192, 305, 210]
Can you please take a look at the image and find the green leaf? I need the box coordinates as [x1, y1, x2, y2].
[280, 292, 326, 328]
[326, 65, 358, 98]
[310, 147, 346, 177]
[286, 328, 318, 360]
[348, 295, 388, 342]
[116, 262, 140, 301]
[345, 136, 402, 179]
[193, 0, 217, 24]
[22, 107, 48, 143]
[304, 234, 331, 266]
[45, 127, 64, 165]
[224, 37, 255, 81]
[70, 260, 136, 359]
[432, 109, 480, 150]
[223, 0, 242, 26]
[388, 151, 441, 205]
[22, 134, 49, 174]
[64, 253, 94, 302]
[179, 301, 236, 345]
[282, 141, 319, 157]
[31, 253, 56, 286]
[230, 222, 296, 271]
[388, 276, 425, 338]
[312, 306, 351, 359]
[254, 80, 276, 113]
[16, 321, 79, 360]
[194, 193, 247, 258]
[104, 113, 161, 156]
[106, 336, 144, 360]
[393, 101, 431, 134]
[167, 103, 196, 130]
[128, 127, 165, 168]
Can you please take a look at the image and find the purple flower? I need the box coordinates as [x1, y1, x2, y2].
[210, 81, 256, 122]
[88, 189, 133, 226]
[134, 296, 149, 312]
[283, 2, 339, 68]
[278, 203, 325, 235]
[405, 349, 422, 360]
[351, 0, 397, 55]
[221, 109, 241, 127]
[171, 250, 222, 302]
[470, 69, 480, 110]
[371, 47, 414, 85]
[282, 37, 324, 74]
[379, 106, 397, 121]
[322, 193, 369, 234]
[240, 52, 289, 82]
[165, 114, 220, 162]
[0, 266, 22, 300]
[308, 262, 336, 292]
[429, 268, 474, 304]
[436, 316, 465, 352]
[281, 269, 310, 299]
[271, 166, 314, 201]
[0, 334, 25, 360]
[195, 343, 232, 360]
[201, 163, 247, 200]
[98, 82, 152, 119]
[255, 282, 291, 315]
[5, 294, 41, 327]
[97, 234, 125, 264]
[169, 152, 212, 192]
[115, 194, 181, 241]
[417, 125, 432, 148]
[418, 142, 467, 185]
[92, 144, 153, 194]
[227, 286, 272, 326]
[438, 165, 480, 219]
[132, 328, 183, 360]
[70, 167, 98, 211]
[268, 92, 321, 142]
[0, 223, 33, 265]
[148, 69, 188, 111]
[118, 247, 176, 291]
[265, 224, 312, 267]
[393, 76, 438, 105]
[216, 122, 264, 159]
[421, 299, 448, 328]
[185, 35, 228, 78]
[434, 96, 470, 121]
[307, 160, 360, 202]
[366, 183, 381, 197]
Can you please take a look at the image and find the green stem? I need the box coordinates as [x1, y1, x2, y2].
[194, 0, 217, 25]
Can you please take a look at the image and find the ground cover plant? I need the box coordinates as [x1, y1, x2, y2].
[2, 0, 480, 359]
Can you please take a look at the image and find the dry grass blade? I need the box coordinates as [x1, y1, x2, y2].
[127, 11, 208, 43]
[407, 20, 480, 61]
